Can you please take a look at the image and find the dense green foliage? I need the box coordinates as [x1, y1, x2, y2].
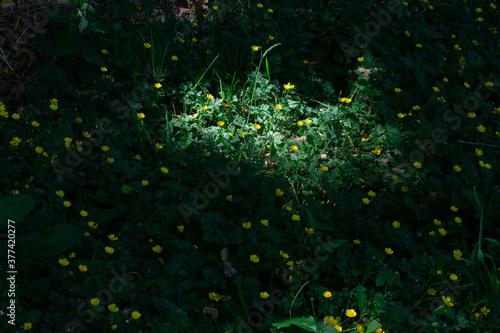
[1, 0, 499, 332]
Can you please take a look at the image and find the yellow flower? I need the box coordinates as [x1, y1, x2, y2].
[454, 44, 461, 51]
[464, 82, 470, 88]
[12, 113, 20, 119]
[385, 248, 394, 255]
[257, 3, 263, 8]
[177, 225, 184, 232]
[105, 246, 114, 254]
[449, 273, 458, 280]
[259, 292, 270, 299]
[442, 296, 454, 307]
[405, 31, 411, 37]
[242, 222, 251, 229]
[304, 227, 314, 235]
[477, 125, 486, 132]
[254, 124, 261, 130]
[453, 165, 462, 172]
[261, 219, 269, 226]
[79, 265, 87, 272]
[292, 215, 300, 221]
[480, 306, 491, 317]
[144, 43, 151, 48]
[439, 228, 447, 236]
[468, 112, 476, 118]
[416, 44, 422, 48]
[362, 198, 370, 204]
[353, 239, 361, 244]
[22, 322, 32, 330]
[107, 157, 114, 163]
[59, 258, 69, 266]
[284, 83, 295, 90]
[485, 81, 494, 87]
[160, 167, 169, 174]
[276, 188, 284, 196]
[321, 166, 329, 172]
[31, 121, 39, 127]
[433, 86, 440, 92]
[478, 17, 484, 22]
[142, 180, 148, 186]
[427, 288, 436, 295]
[268, 8, 273, 13]
[217, 121, 224, 127]
[276, 104, 283, 109]
[397, 113, 405, 119]
[291, 145, 298, 151]
[251, 45, 262, 51]
[171, 55, 178, 61]
[357, 324, 365, 333]
[63, 201, 71, 207]
[56, 190, 64, 197]
[367, 191, 376, 197]
[131, 311, 141, 319]
[227, 195, 233, 202]
[212, 5, 218, 10]
[250, 254, 260, 263]
[152, 245, 163, 253]
[372, 148, 381, 155]
[346, 309, 357, 317]
[155, 83, 162, 88]
[269, 35, 275, 40]
[241, 132, 246, 138]
[393, 221, 400, 228]
[108, 303, 119, 312]
[206, 94, 214, 99]
[458, 57, 465, 70]
[429, 231, 436, 236]
[323, 291, 332, 298]
[305, 119, 312, 124]
[108, 234, 118, 241]
[453, 249, 462, 260]
[443, 77, 449, 82]
[91, 298, 100, 306]
[413, 161, 422, 169]
[357, 57, 364, 61]
[100, 67, 107, 72]
[297, 120, 304, 126]
[35, 146, 44, 154]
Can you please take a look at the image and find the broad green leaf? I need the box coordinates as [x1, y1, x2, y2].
[122, 184, 133, 194]
[484, 238, 500, 246]
[41, 224, 85, 257]
[0, 194, 36, 228]
[366, 319, 383, 333]
[357, 284, 368, 313]
[271, 316, 316, 332]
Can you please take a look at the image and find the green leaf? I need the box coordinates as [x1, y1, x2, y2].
[0, 194, 36, 228]
[305, 207, 317, 230]
[484, 238, 500, 246]
[271, 316, 317, 331]
[400, 56, 414, 67]
[122, 184, 133, 194]
[40, 224, 85, 257]
[366, 320, 383, 333]
[82, 47, 106, 67]
[357, 284, 368, 314]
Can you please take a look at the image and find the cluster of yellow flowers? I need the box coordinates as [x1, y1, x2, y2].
[208, 292, 231, 302]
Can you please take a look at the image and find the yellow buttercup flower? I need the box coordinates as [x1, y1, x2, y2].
[91, 298, 100, 306]
[292, 215, 300, 221]
[171, 55, 178, 61]
[362, 198, 370, 204]
[108, 303, 119, 312]
[152, 245, 163, 253]
[251, 45, 262, 51]
[353, 239, 361, 244]
[261, 219, 269, 226]
[385, 248, 394, 255]
[291, 145, 298, 151]
[254, 124, 261, 130]
[155, 83, 162, 88]
[427, 288, 436, 295]
[439, 228, 447, 236]
[131, 311, 141, 319]
[442, 296, 454, 307]
[276, 188, 284, 196]
[284, 83, 295, 90]
[144, 43, 151, 48]
[242, 222, 251, 229]
[105, 246, 114, 254]
[59, 258, 69, 266]
[346, 309, 357, 317]
[260, 292, 270, 299]
[323, 291, 332, 298]
[79, 265, 87, 272]
[250, 254, 260, 263]
[393, 221, 400, 228]
[477, 125, 486, 132]
[178, 225, 184, 232]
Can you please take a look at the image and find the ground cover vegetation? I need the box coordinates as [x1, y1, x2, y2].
[1, 0, 499, 332]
